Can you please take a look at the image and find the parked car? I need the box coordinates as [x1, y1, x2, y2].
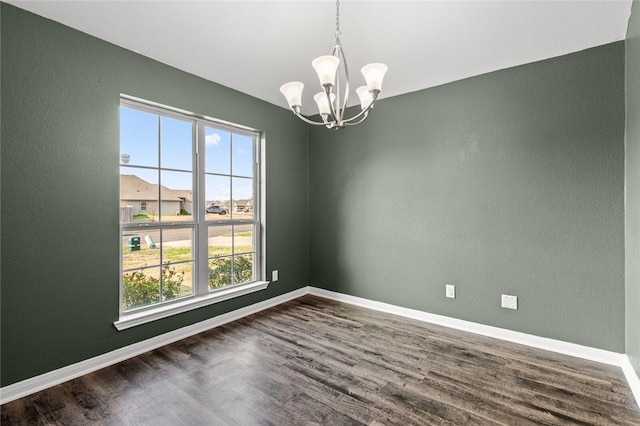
[205, 205, 228, 215]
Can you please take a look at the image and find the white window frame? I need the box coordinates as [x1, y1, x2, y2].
[115, 95, 267, 330]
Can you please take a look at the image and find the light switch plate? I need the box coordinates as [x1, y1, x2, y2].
[272, 270, 278, 282]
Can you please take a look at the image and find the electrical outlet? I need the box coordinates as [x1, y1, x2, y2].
[272, 270, 279, 282]
[501, 294, 518, 310]
[445, 284, 455, 299]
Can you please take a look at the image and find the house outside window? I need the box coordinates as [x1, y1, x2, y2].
[118, 97, 265, 327]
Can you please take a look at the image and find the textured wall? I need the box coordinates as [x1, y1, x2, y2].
[309, 43, 626, 352]
[0, 3, 308, 386]
[626, 0, 640, 375]
[1, 1, 632, 388]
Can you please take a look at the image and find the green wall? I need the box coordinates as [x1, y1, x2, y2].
[626, 0, 640, 376]
[309, 42, 626, 352]
[1, 2, 635, 388]
[0, 3, 308, 386]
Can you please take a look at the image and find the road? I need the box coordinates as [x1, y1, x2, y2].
[123, 222, 254, 247]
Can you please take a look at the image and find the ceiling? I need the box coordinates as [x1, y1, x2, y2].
[6, 1, 633, 115]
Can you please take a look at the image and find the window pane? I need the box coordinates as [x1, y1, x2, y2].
[120, 107, 158, 168]
[234, 224, 254, 254]
[161, 116, 193, 171]
[234, 254, 254, 285]
[205, 127, 230, 175]
[122, 229, 161, 271]
[205, 175, 231, 217]
[162, 228, 193, 263]
[120, 167, 160, 223]
[161, 261, 193, 302]
[208, 255, 233, 290]
[122, 266, 161, 311]
[208, 225, 233, 258]
[160, 170, 193, 221]
[232, 134, 254, 178]
[232, 177, 254, 219]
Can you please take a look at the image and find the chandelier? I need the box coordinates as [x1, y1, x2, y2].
[279, 0, 388, 130]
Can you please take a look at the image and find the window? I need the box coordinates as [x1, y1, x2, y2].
[118, 97, 265, 327]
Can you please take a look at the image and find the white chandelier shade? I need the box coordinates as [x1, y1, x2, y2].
[312, 56, 341, 87]
[361, 63, 388, 92]
[355, 86, 373, 110]
[314, 92, 337, 116]
[280, 82, 304, 109]
[279, 0, 387, 130]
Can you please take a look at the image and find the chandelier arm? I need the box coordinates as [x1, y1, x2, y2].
[324, 86, 340, 125]
[341, 89, 380, 124]
[344, 113, 370, 127]
[291, 107, 333, 126]
[326, 42, 351, 125]
[327, 43, 342, 124]
[338, 45, 350, 120]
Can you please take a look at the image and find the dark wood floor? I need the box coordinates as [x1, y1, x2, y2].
[2, 295, 640, 425]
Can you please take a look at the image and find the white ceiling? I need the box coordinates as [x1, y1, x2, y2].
[6, 1, 633, 115]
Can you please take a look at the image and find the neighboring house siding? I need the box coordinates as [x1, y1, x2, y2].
[119, 201, 182, 216]
[120, 175, 193, 216]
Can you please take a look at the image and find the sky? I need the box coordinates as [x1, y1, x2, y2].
[120, 106, 254, 202]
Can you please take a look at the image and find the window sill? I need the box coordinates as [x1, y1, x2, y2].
[113, 281, 270, 331]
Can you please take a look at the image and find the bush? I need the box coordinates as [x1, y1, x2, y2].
[208, 255, 253, 289]
[179, 209, 191, 216]
[122, 263, 184, 310]
[133, 213, 151, 221]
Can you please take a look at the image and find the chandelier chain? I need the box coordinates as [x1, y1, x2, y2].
[335, 0, 341, 38]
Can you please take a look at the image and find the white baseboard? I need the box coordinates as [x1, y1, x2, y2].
[308, 287, 624, 366]
[0, 287, 309, 405]
[622, 355, 640, 406]
[308, 287, 640, 407]
[3, 285, 639, 410]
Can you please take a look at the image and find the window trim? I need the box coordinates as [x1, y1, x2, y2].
[114, 280, 269, 330]
[116, 95, 268, 330]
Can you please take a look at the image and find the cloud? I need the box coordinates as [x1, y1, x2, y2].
[206, 133, 221, 147]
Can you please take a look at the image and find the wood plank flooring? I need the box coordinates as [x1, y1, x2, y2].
[2, 295, 640, 425]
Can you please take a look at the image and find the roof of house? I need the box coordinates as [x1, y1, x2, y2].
[120, 175, 192, 202]
[235, 199, 253, 207]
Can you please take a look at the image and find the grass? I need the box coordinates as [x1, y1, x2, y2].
[123, 245, 253, 270]
[132, 214, 194, 222]
[132, 212, 252, 223]
[220, 231, 253, 237]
